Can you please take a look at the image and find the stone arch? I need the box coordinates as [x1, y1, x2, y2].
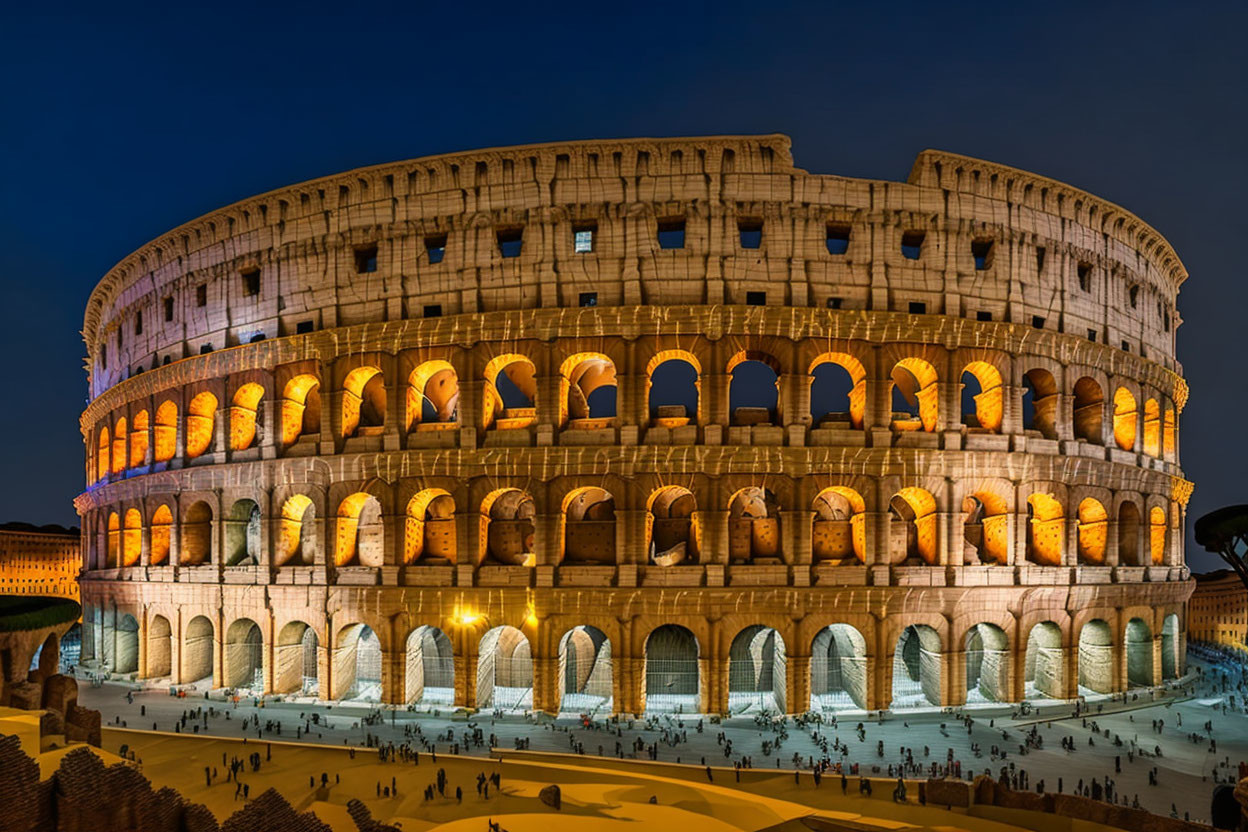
[1022, 368, 1059, 440]
[229, 382, 265, 451]
[483, 354, 537, 430]
[275, 621, 319, 696]
[407, 359, 459, 429]
[186, 391, 218, 458]
[728, 350, 781, 426]
[111, 417, 127, 474]
[405, 626, 454, 706]
[1118, 501, 1142, 566]
[30, 632, 61, 677]
[1143, 398, 1161, 457]
[149, 504, 172, 565]
[96, 427, 110, 481]
[644, 624, 700, 713]
[810, 624, 867, 711]
[890, 624, 941, 708]
[481, 488, 536, 566]
[964, 623, 1009, 704]
[1072, 377, 1104, 445]
[1125, 617, 1154, 688]
[562, 486, 616, 564]
[1161, 614, 1181, 681]
[477, 625, 532, 711]
[1077, 618, 1114, 694]
[1026, 493, 1065, 566]
[148, 614, 172, 678]
[335, 492, 384, 567]
[183, 615, 214, 684]
[812, 487, 865, 564]
[276, 494, 316, 566]
[1163, 405, 1176, 460]
[115, 613, 139, 674]
[130, 409, 149, 467]
[890, 357, 939, 432]
[728, 487, 781, 562]
[647, 349, 700, 426]
[280, 374, 321, 447]
[560, 352, 617, 427]
[341, 366, 385, 438]
[727, 625, 787, 714]
[962, 490, 1009, 565]
[1021, 621, 1065, 699]
[1112, 387, 1137, 451]
[961, 361, 1003, 433]
[224, 617, 264, 690]
[334, 623, 382, 701]
[809, 352, 866, 430]
[153, 399, 177, 462]
[557, 625, 612, 714]
[648, 486, 698, 566]
[224, 499, 261, 566]
[404, 489, 456, 565]
[1150, 506, 1167, 565]
[105, 512, 120, 568]
[889, 487, 938, 565]
[1076, 498, 1109, 565]
[122, 508, 142, 567]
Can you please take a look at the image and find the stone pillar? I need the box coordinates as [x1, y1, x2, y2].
[703, 373, 731, 429]
[258, 396, 277, 457]
[862, 512, 887, 567]
[701, 510, 730, 565]
[381, 648, 403, 705]
[456, 511, 478, 572]
[531, 638, 559, 715]
[535, 513, 560, 567]
[263, 616, 276, 694]
[787, 653, 810, 716]
[1105, 517, 1120, 567]
[787, 510, 814, 566]
[618, 509, 647, 565]
[944, 649, 963, 706]
[138, 608, 149, 679]
[453, 649, 472, 709]
[936, 511, 954, 566]
[1053, 394, 1074, 442]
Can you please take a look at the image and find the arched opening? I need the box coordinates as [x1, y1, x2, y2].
[562, 487, 616, 564]
[648, 352, 699, 426]
[810, 624, 867, 711]
[477, 625, 532, 711]
[96, 427, 110, 481]
[1077, 619, 1113, 694]
[29, 632, 60, 676]
[728, 351, 780, 426]
[229, 383, 265, 451]
[1024, 621, 1064, 700]
[890, 358, 938, 432]
[341, 367, 385, 438]
[335, 624, 381, 702]
[115, 613, 139, 674]
[150, 505, 172, 565]
[1022, 369, 1058, 440]
[335, 493, 384, 567]
[557, 625, 612, 715]
[1112, 388, 1137, 451]
[1161, 614, 1180, 681]
[889, 488, 937, 565]
[404, 490, 456, 565]
[812, 487, 865, 564]
[111, 417, 127, 474]
[130, 409, 149, 467]
[561, 353, 617, 428]
[1125, 617, 1154, 688]
[648, 486, 697, 566]
[106, 512, 120, 568]
[1163, 406, 1176, 460]
[728, 487, 781, 562]
[483, 355, 537, 430]
[59, 623, 81, 673]
[961, 491, 1009, 565]
[148, 615, 172, 678]
[728, 625, 787, 715]
[225, 618, 264, 691]
[809, 353, 866, 430]
[961, 362, 1003, 432]
[281, 374, 321, 447]
[1118, 502, 1142, 566]
[481, 489, 535, 566]
[644, 624, 700, 713]
[1150, 506, 1167, 565]
[1025, 493, 1065, 566]
[964, 623, 1009, 704]
[890, 624, 941, 708]
[1143, 398, 1161, 457]
[1076, 498, 1109, 565]
[224, 499, 261, 566]
[183, 615, 215, 685]
[405, 626, 454, 706]
[153, 400, 177, 462]
[275, 621, 319, 696]
[186, 392, 218, 458]
[122, 508, 142, 567]
[407, 360, 460, 430]
[276, 495, 316, 566]
[1072, 377, 1104, 445]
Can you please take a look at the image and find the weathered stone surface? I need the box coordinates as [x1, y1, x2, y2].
[7, 680, 41, 710]
[65, 705, 101, 747]
[43, 674, 79, 713]
[540, 784, 562, 809]
[924, 778, 970, 807]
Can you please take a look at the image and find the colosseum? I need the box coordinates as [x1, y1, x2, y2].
[74, 134, 1193, 716]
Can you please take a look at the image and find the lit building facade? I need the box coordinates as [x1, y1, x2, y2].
[0, 523, 81, 602]
[1188, 570, 1247, 649]
[75, 135, 1192, 713]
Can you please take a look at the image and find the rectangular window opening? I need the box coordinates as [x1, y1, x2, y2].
[573, 222, 597, 254]
[826, 296, 843, 310]
[1036, 246, 1046, 273]
[900, 231, 925, 260]
[196, 284, 207, 307]
[295, 320, 315, 335]
[579, 292, 598, 308]
[497, 227, 524, 258]
[354, 245, 378, 273]
[737, 218, 763, 250]
[200, 343, 213, 355]
[424, 234, 447, 264]
[657, 218, 686, 249]
[1032, 315, 1046, 329]
[1122, 340, 1131, 352]
[423, 304, 442, 318]
[134, 311, 143, 335]
[909, 301, 927, 314]
[746, 291, 766, 306]
[1088, 329, 1097, 342]
[1077, 261, 1092, 291]
[242, 268, 261, 297]
[826, 224, 851, 255]
[164, 297, 174, 322]
[976, 310, 992, 322]
[971, 239, 994, 271]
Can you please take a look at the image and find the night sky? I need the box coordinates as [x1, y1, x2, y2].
[1, 2, 1242, 571]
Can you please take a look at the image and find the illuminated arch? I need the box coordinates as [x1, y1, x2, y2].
[812, 486, 865, 563]
[341, 367, 385, 439]
[1112, 388, 1137, 451]
[728, 350, 781, 425]
[889, 487, 938, 564]
[1143, 398, 1161, 457]
[407, 360, 459, 430]
[130, 409, 149, 468]
[181, 501, 213, 565]
[809, 352, 866, 430]
[1022, 368, 1059, 440]
[482, 354, 537, 430]
[647, 486, 697, 565]
[277, 494, 316, 566]
[186, 392, 218, 458]
[1150, 506, 1167, 565]
[559, 352, 617, 428]
[961, 361, 1003, 433]
[1026, 493, 1065, 566]
[149, 504, 172, 565]
[962, 490, 1009, 564]
[106, 512, 120, 567]
[335, 492, 384, 567]
[229, 383, 265, 451]
[97, 427, 110, 482]
[890, 358, 938, 432]
[647, 349, 700, 426]
[404, 489, 456, 564]
[111, 417, 127, 475]
[1072, 377, 1104, 444]
[480, 488, 536, 566]
[153, 400, 177, 462]
[1118, 502, 1142, 565]
[728, 487, 781, 561]
[1076, 498, 1109, 565]
[561, 486, 616, 564]
[122, 508, 142, 567]
[281, 374, 321, 447]
[1163, 406, 1176, 460]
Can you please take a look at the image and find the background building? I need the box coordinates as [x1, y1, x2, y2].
[75, 135, 1192, 714]
[1189, 570, 1247, 648]
[0, 522, 81, 601]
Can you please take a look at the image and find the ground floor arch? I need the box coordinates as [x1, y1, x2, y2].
[644, 624, 700, 713]
[727, 625, 786, 714]
[963, 623, 1008, 704]
[274, 621, 319, 696]
[224, 618, 264, 691]
[477, 625, 532, 711]
[406, 626, 454, 706]
[1078, 619, 1113, 695]
[147, 615, 172, 678]
[184, 615, 215, 684]
[334, 624, 382, 702]
[1125, 617, 1154, 688]
[28, 632, 60, 677]
[1161, 614, 1181, 681]
[891, 625, 940, 709]
[557, 625, 612, 715]
[810, 624, 867, 711]
[115, 613, 139, 674]
[1023, 621, 1064, 700]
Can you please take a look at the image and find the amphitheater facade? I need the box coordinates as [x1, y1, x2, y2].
[75, 134, 1193, 716]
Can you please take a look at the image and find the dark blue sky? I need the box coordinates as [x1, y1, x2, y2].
[1, 1, 1243, 571]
